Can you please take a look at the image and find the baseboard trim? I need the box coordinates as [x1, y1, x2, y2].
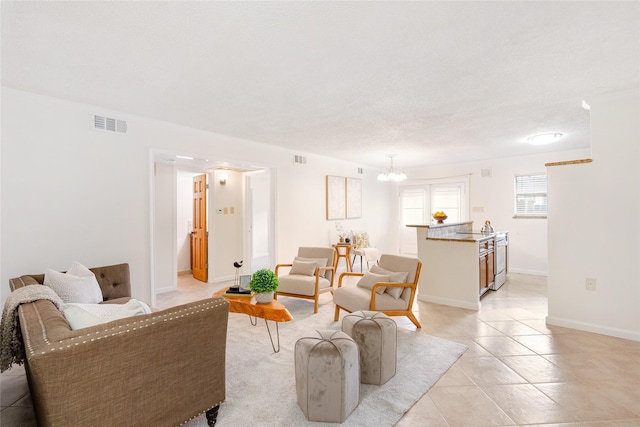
[509, 268, 548, 276]
[546, 315, 640, 342]
[156, 285, 177, 294]
[417, 294, 480, 311]
[210, 275, 235, 284]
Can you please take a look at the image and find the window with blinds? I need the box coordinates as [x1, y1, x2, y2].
[514, 173, 547, 217]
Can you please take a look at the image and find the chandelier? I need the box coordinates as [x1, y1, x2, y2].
[377, 154, 407, 182]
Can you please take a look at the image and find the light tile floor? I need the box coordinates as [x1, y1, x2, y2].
[2, 273, 639, 426]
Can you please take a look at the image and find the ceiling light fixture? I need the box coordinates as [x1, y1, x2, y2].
[377, 154, 407, 182]
[527, 132, 563, 145]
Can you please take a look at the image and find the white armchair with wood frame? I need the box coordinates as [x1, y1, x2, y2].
[275, 247, 337, 313]
[333, 254, 422, 328]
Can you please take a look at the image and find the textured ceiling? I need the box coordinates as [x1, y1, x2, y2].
[2, 1, 639, 169]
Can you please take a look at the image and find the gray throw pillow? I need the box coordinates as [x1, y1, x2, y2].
[370, 265, 409, 299]
[294, 256, 328, 268]
[289, 260, 318, 276]
[356, 272, 390, 294]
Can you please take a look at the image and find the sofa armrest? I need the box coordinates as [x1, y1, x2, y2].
[23, 298, 229, 427]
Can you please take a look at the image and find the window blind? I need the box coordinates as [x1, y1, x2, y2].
[514, 174, 547, 216]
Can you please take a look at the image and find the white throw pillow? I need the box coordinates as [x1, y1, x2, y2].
[66, 261, 94, 278]
[369, 265, 409, 299]
[62, 299, 152, 330]
[356, 272, 390, 294]
[44, 262, 103, 304]
[289, 260, 318, 276]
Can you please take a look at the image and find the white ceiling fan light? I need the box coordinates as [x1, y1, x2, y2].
[377, 154, 407, 182]
[527, 132, 564, 146]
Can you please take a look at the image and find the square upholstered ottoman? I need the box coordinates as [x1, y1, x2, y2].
[342, 311, 397, 385]
[294, 330, 360, 422]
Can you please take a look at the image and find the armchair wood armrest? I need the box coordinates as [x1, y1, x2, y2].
[317, 265, 336, 285]
[337, 271, 364, 288]
[275, 263, 293, 276]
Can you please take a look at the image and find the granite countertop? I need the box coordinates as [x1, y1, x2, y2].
[426, 231, 506, 243]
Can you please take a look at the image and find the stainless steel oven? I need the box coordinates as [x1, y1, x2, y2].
[491, 233, 508, 290]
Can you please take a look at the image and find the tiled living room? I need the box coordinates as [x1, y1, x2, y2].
[3, 272, 639, 426]
[2, 1, 639, 426]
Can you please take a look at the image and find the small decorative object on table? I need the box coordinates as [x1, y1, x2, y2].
[249, 269, 279, 303]
[335, 221, 348, 244]
[224, 274, 253, 297]
[433, 211, 448, 224]
[233, 260, 243, 285]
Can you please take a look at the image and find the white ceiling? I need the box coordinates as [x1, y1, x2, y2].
[2, 1, 639, 169]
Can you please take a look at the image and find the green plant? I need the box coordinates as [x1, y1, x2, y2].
[249, 269, 279, 293]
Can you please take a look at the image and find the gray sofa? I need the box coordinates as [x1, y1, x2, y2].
[9, 263, 229, 427]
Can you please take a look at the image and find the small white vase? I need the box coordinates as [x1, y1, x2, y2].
[255, 291, 274, 304]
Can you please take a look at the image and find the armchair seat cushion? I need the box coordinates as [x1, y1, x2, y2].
[278, 275, 331, 297]
[333, 285, 409, 311]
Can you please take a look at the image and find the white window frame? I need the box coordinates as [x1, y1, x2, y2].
[514, 173, 547, 218]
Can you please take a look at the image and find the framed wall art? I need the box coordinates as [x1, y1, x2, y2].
[346, 177, 362, 218]
[326, 175, 346, 220]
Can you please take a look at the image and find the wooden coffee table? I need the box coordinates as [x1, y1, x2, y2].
[214, 287, 293, 352]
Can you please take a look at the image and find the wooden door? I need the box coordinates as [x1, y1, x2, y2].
[192, 174, 208, 282]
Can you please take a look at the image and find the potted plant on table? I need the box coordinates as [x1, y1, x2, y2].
[249, 269, 280, 303]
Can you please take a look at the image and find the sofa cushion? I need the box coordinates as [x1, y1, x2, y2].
[61, 298, 151, 330]
[369, 265, 408, 299]
[333, 285, 409, 311]
[278, 275, 331, 297]
[356, 272, 389, 295]
[44, 262, 103, 304]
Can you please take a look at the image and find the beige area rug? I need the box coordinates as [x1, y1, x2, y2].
[185, 298, 467, 427]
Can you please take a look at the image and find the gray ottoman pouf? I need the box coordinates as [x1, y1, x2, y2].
[342, 311, 397, 385]
[294, 330, 360, 423]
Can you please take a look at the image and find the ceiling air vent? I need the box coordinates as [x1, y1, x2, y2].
[481, 168, 492, 178]
[357, 168, 364, 174]
[93, 114, 127, 134]
[293, 154, 307, 165]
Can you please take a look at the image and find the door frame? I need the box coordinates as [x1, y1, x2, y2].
[149, 149, 276, 304]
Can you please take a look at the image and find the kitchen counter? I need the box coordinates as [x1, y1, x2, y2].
[407, 222, 508, 311]
[427, 232, 497, 243]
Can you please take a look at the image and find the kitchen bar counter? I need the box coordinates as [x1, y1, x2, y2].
[427, 232, 496, 243]
[407, 222, 508, 311]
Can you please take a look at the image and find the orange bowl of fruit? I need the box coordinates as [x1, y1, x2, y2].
[433, 211, 448, 224]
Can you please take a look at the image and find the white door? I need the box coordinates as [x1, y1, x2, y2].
[399, 187, 427, 256]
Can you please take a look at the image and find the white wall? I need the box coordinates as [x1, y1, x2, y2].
[176, 170, 200, 272]
[401, 148, 591, 275]
[547, 89, 640, 341]
[154, 162, 177, 292]
[211, 169, 243, 282]
[1, 88, 390, 306]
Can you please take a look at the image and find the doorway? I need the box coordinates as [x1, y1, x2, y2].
[151, 152, 276, 301]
